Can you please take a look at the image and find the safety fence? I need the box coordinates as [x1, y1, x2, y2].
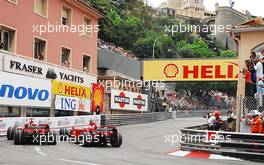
[180, 125, 264, 161]
[100, 110, 228, 127]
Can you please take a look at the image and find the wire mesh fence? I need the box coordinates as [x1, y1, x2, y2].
[243, 96, 264, 114]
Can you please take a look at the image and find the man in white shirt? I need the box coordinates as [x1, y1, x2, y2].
[254, 55, 264, 94]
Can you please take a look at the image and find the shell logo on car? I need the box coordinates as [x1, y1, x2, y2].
[144, 59, 238, 81]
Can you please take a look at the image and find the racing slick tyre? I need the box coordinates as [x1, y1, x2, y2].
[59, 128, 68, 141]
[14, 129, 23, 145]
[48, 131, 57, 145]
[80, 132, 93, 147]
[110, 133, 122, 147]
[7, 127, 14, 140]
[99, 135, 108, 147]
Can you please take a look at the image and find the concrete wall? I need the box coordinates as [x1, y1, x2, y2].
[98, 49, 142, 80]
[215, 7, 251, 52]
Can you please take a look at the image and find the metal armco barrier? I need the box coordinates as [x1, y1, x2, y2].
[101, 112, 172, 126]
[180, 125, 264, 161]
[175, 110, 227, 118]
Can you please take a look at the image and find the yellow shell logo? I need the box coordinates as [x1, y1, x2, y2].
[93, 88, 103, 106]
[163, 64, 179, 78]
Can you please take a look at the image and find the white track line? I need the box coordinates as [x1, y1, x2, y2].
[209, 154, 242, 161]
[59, 159, 101, 165]
[35, 147, 47, 156]
[168, 150, 190, 156]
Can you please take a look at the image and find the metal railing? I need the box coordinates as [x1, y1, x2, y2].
[180, 124, 264, 161]
[101, 112, 172, 126]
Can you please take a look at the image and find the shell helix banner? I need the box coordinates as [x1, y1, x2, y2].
[52, 80, 91, 99]
[143, 59, 239, 81]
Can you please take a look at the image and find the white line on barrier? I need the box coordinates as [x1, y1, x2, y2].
[35, 147, 47, 156]
[59, 159, 101, 165]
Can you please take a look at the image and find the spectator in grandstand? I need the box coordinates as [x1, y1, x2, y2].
[98, 39, 137, 59]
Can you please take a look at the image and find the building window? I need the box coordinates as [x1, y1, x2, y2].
[83, 55, 91, 72]
[62, 5, 71, 25]
[34, 38, 46, 61]
[34, 0, 48, 17]
[83, 17, 92, 37]
[61, 47, 71, 67]
[0, 26, 16, 52]
[8, 0, 18, 5]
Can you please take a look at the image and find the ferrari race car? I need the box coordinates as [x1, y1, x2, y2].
[59, 125, 122, 147]
[7, 122, 57, 145]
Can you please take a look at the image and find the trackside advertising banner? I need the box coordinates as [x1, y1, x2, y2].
[111, 89, 148, 111]
[143, 59, 239, 81]
[52, 80, 91, 99]
[0, 72, 51, 107]
[91, 84, 105, 113]
[3, 54, 97, 86]
[0, 115, 101, 136]
[54, 95, 91, 112]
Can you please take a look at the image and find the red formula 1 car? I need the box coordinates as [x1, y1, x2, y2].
[59, 122, 122, 147]
[7, 121, 57, 145]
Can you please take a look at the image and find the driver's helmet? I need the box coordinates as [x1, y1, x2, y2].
[213, 111, 221, 117]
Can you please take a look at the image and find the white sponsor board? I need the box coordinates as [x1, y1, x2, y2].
[2, 53, 96, 86]
[0, 115, 101, 136]
[0, 71, 51, 107]
[111, 89, 148, 111]
[55, 95, 91, 112]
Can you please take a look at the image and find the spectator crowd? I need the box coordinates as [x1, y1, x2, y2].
[165, 90, 235, 111]
[98, 40, 137, 59]
[243, 50, 264, 111]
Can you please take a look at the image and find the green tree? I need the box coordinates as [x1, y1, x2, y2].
[220, 50, 237, 58]
[176, 39, 216, 58]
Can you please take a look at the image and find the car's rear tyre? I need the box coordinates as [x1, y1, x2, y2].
[59, 128, 68, 141]
[48, 131, 57, 145]
[110, 133, 122, 147]
[7, 127, 14, 140]
[14, 129, 23, 145]
[80, 132, 92, 147]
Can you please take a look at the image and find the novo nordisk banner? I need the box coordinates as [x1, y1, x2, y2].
[55, 95, 91, 112]
[111, 89, 148, 111]
[0, 72, 51, 107]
